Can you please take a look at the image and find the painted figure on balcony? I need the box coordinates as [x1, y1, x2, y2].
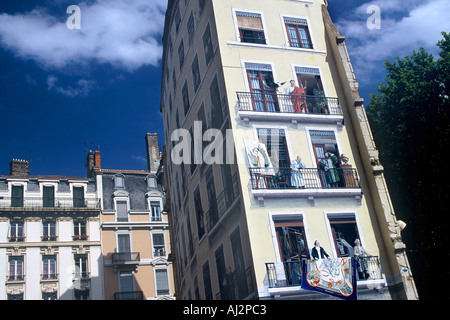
[354, 239, 371, 280]
[319, 152, 340, 188]
[286, 80, 307, 113]
[290, 155, 306, 188]
[311, 240, 330, 260]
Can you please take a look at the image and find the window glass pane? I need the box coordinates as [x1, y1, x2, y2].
[116, 201, 128, 222]
[156, 269, 169, 295]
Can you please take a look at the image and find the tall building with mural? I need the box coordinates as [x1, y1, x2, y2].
[160, 0, 418, 299]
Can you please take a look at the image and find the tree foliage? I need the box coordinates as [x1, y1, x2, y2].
[366, 32, 450, 300]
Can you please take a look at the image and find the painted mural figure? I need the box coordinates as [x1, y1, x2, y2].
[319, 152, 340, 187]
[290, 155, 306, 188]
[286, 80, 307, 113]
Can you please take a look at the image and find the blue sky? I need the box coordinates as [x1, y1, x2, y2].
[0, 0, 449, 177]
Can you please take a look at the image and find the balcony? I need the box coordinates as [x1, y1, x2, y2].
[237, 91, 343, 126]
[111, 252, 140, 271]
[73, 272, 90, 290]
[0, 196, 101, 212]
[114, 291, 143, 300]
[249, 167, 362, 206]
[265, 257, 383, 293]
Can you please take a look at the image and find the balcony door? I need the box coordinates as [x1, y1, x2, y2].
[327, 215, 361, 258]
[119, 271, 135, 298]
[117, 234, 132, 262]
[246, 63, 278, 112]
[11, 185, 23, 207]
[43, 186, 55, 207]
[73, 187, 84, 208]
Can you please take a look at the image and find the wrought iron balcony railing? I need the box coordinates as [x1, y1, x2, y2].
[249, 167, 360, 190]
[266, 256, 382, 289]
[111, 252, 140, 265]
[0, 196, 101, 210]
[237, 91, 342, 115]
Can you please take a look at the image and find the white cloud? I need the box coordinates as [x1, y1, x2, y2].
[46, 75, 96, 97]
[335, 0, 450, 84]
[0, 0, 167, 72]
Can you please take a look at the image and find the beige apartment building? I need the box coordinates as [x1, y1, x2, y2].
[90, 134, 175, 300]
[160, 0, 418, 300]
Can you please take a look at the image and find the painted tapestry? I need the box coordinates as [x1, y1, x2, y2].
[301, 258, 357, 300]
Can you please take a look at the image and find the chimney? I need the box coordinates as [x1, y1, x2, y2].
[94, 150, 101, 169]
[86, 150, 101, 178]
[10, 159, 30, 176]
[146, 133, 161, 173]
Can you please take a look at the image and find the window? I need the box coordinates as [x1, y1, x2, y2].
[328, 214, 361, 258]
[11, 185, 23, 207]
[245, 63, 279, 112]
[230, 227, 249, 299]
[274, 216, 310, 261]
[9, 219, 24, 242]
[117, 233, 131, 254]
[172, 69, 177, 91]
[8, 256, 24, 281]
[116, 200, 129, 222]
[75, 290, 89, 300]
[209, 75, 224, 128]
[42, 255, 57, 280]
[188, 12, 195, 44]
[295, 67, 327, 113]
[119, 271, 135, 298]
[147, 174, 158, 189]
[193, 186, 205, 239]
[182, 81, 190, 115]
[215, 245, 227, 298]
[8, 294, 23, 300]
[43, 292, 57, 300]
[191, 55, 201, 93]
[43, 186, 55, 207]
[42, 219, 56, 241]
[73, 219, 87, 240]
[309, 130, 339, 165]
[74, 254, 88, 278]
[178, 40, 185, 70]
[155, 269, 170, 295]
[114, 174, 125, 189]
[205, 167, 218, 231]
[284, 17, 313, 49]
[152, 233, 166, 256]
[202, 261, 213, 300]
[150, 201, 162, 221]
[199, 0, 206, 16]
[257, 128, 291, 168]
[203, 24, 214, 66]
[236, 11, 266, 44]
[73, 187, 85, 208]
[174, 7, 181, 33]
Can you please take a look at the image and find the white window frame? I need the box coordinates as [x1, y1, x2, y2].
[290, 64, 329, 97]
[304, 126, 343, 169]
[323, 210, 365, 258]
[154, 267, 171, 296]
[151, 231, 167, 257]
[280, 14, 315, 50]
[251, 124, 294, 167]
[232, 8, 270, 45]
[114, 197, 130, 223]
[268, 211, 311, 262]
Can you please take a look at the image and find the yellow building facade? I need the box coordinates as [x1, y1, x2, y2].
[161, 0, 418, 300]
